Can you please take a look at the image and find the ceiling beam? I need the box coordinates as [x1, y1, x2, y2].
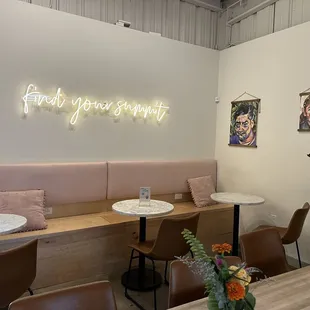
[227, 0, 279, 25]
[181, 0, 222, 12]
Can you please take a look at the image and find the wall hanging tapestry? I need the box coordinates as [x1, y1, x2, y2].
[229, 92, 260, 148]
[298, 88, 310, 131]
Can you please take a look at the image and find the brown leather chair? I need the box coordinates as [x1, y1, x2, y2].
[240, 228, 291, 281]
[0, 239, 38, 308]
[168, 256, 242, 308]
[127, 213, 200, 310]
[9, 281, 117, 310]
[129, 213, 200, 281]
[254, 202, 309, 268]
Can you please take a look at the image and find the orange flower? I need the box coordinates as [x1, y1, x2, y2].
[226, 281, 245, 301]
[212, 243, 232, 255]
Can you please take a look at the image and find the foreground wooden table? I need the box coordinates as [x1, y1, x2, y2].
[170, 266, 310, 310]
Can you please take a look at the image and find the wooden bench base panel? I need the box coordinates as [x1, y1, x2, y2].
[0, 203, 233, 293]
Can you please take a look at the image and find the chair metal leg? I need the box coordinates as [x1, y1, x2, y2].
[164, 261, 169, 285]
[296, 241, 302, 268]
[125, 249, 135, 296]
[151, 259, 157, 310]
[28, 288, 34, 296]
[124, 249, 147, 310]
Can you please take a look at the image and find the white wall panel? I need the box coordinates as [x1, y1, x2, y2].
[107, 0, 115, 24]
[204, 10, 212, 48]
[274, 0, 291, 32]
[217, 11, 229, 50]
[154, 0, 163, 34]
[231, 22, 240, 46]
[210, 11, 217, 48]
[291, 0, 310, 26]
[143, 0, 155, 33]
[59, 0, 82, 16]
[123, 0, 135, 28]
[301, 0, 310, 23]
[166, 0, 180, 40]
[115, 0, 123, 21]
[179, 2, 196, 44]
[100, 0, 108, 22]
[84, 0, 101, 20]
[21, 0, 218, 50]
[222, 0, 310, 49]
[256, 5, 274, 38]
[239, 14, 256, 43]
[135, 0, 144, 31]
[31, 0, 56, 8]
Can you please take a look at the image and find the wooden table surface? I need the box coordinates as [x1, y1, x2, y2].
[169, 266, 310, 310]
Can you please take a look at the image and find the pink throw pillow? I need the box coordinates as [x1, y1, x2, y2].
[0, 190, 47, 231]
[187, 175, 216, 208]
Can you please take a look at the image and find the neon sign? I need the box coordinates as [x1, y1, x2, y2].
[22, 84, 169, 127]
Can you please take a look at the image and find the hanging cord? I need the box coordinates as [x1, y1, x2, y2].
[232, 92, 260, 102]
[300, 88, 310, 97]
[232, 92, 261, 113]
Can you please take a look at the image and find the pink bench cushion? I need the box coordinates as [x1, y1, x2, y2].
[0, 163, 108, 206]
[107, 160, 217, 199]
[0, 190, 47, 231]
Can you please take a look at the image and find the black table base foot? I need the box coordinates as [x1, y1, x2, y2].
[121, 268, 162, 292]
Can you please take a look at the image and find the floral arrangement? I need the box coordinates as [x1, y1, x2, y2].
[179, 229, 260, 310]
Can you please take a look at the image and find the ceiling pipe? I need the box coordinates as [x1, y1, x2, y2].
[227, 0, 279, 25]
[181, 0, 222, 12]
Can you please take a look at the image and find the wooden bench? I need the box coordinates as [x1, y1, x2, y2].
[0, 202, 233, 294]
[0, 160, 233, 293]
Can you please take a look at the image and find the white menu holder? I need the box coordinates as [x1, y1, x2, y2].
[139, 187, 151, 206]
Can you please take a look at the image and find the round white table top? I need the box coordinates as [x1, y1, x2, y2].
[112, 199, 174, 218]
[0, 214, 27, 235]
[211, 192, 265, 206]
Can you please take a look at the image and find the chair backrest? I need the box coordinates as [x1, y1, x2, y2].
[168, 256, 242, 308]
[0, 239, 38, 308]
[9, 281, 117, 310]
[282, 202, 310, 244]
[240, 228, 290, 280]
[151, 213, 200, 261]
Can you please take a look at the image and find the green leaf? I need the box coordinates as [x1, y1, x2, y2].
[207, 292, 220, 310]
[244, 292, 256, 310]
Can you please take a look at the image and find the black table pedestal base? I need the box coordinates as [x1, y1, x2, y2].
[122, 268, 162, 310]
[232, 204, 240, 257]
[121, 268, 162, 292]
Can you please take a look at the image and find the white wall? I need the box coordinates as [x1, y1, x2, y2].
[216, 21, 310, 262]
[0, 0, 219, 163]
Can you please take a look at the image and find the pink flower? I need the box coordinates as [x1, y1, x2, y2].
[216, 257, 223, 267]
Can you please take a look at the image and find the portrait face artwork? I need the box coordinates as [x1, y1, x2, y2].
[299, 94, 310, 131]
[229, 100, 259, 147]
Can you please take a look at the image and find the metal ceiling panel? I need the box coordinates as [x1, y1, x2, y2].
[20, 0, 218, 50]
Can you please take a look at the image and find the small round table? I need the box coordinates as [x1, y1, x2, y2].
[211, 192, 265, 256]
[0, 214, 27, 235]
[112, 199, 174, 296]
